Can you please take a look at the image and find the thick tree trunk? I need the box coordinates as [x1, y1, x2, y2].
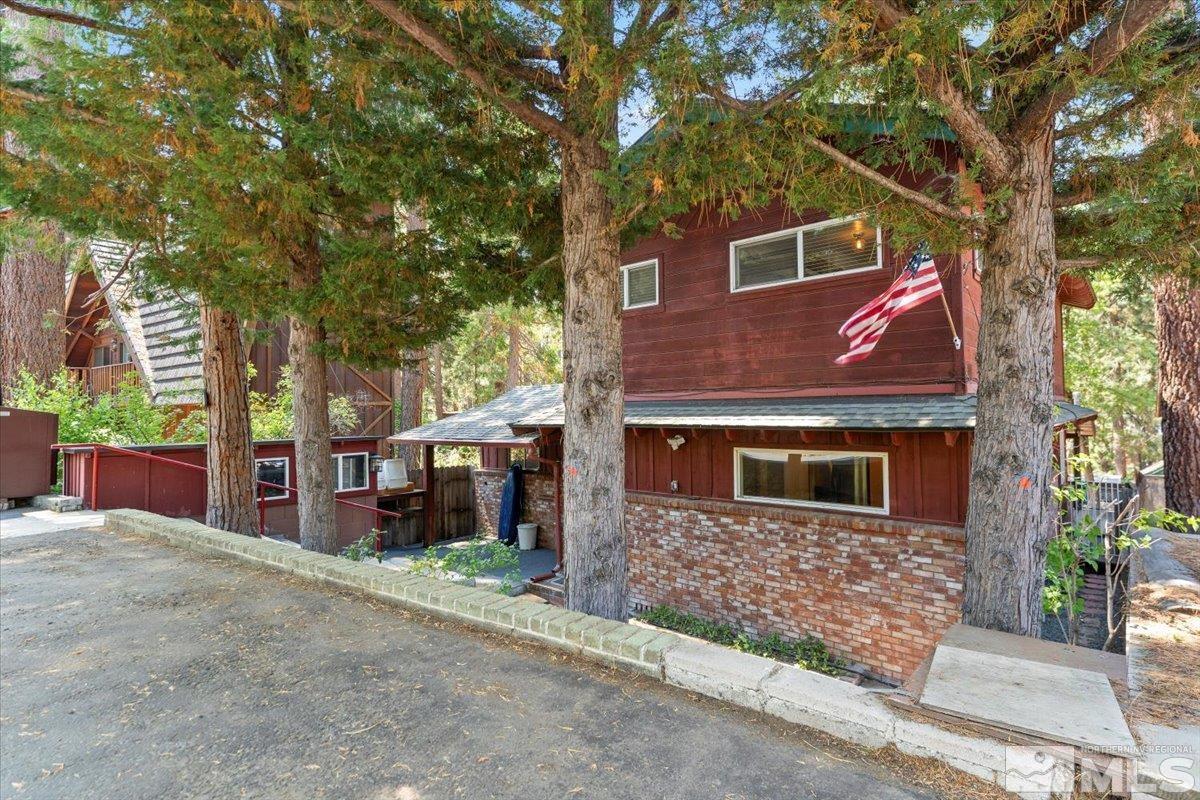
[392, 349, 425, 469]
[963, 134, 1060, 636]
[560, 139, 627, 620]
[0, 218, 66, 397]
[199, 303, 257, 535]
[1153, 274, 1200, 515]
[1113, 413, 1129, 479]
[429, 343, 445, 419]
[288, 265, 337, 553]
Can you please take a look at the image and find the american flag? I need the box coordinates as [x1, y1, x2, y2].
[834, 250, 944, 365]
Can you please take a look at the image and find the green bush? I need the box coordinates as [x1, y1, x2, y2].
[638, 605, 843, 676]
[7, 368, 169, 445]
[340, 532, 383, 563]
[409, 536, 522, 594]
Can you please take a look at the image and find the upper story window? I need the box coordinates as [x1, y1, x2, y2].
[331, 452, 369, 493]
[734, 447, 889, 515]
[622, 259, 659, 310]
[730, 216, 881, 292]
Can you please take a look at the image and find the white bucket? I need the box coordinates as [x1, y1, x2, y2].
[516, 523, 538, 551]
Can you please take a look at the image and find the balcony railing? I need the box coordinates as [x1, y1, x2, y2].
[69, 362, 139, 397]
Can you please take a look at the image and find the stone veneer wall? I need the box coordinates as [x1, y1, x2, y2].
[474, 468, 557, 551]
[625, 492, 965, 681]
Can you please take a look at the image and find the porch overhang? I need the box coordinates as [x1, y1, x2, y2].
[389, 384, 1098, 445]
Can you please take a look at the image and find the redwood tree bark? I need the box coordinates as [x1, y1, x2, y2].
[199, 302, 257, 535]
[0, 218, 66, 396]
[560, 137, 627, 620]
[392, 348, 424, 469]
[963, 133, 1060, 636]
[288, 257, 338, 553]
[1153, 274, 1200, 515]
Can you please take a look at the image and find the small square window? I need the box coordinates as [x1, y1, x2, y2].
[622, 259, 659, 309]
[331, 452, 370, 492]
[255, 457, 289, 500]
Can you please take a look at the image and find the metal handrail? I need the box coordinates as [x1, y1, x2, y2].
[53, 442, 406, 552]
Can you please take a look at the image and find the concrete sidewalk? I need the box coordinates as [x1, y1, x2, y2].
[0, 506, 105, 539]
[0, 527, 972, 800]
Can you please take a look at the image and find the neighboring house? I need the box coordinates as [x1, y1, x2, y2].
[392, 177, 1098, 681]
[63, 239, 395, 437]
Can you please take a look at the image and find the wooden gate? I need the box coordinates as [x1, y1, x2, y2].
[380, 465, 475, 547]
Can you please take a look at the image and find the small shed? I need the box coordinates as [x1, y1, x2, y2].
[0, 407, 59, 502]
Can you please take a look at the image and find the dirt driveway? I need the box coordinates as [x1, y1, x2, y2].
[1, 527, 966, 800]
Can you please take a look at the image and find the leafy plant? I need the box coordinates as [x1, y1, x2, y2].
[1043, 478, 1197, 649]
[340, 532, 382, 564]
[409, 536, 521, 594]
[639, 605, 843, 677]
[8, 368, 169, 445]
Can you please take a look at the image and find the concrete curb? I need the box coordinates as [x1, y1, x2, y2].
[106, 509, 1060, 796]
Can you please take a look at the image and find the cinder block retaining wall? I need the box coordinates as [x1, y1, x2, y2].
[474, 469, 557, 550]
[103, 508, 1059, 794]
[625, 493, 966, 681]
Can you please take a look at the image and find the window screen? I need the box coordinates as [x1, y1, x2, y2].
[736, 449, 887, 512]
[331, 453, 369, 492]
[623, 261, 658, 309]
[801, 219, 876, 277]
[733, 233, 799, 290]
[255, 458, 289, 500]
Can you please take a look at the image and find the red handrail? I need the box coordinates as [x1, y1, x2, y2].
[53, 442, 407, 554]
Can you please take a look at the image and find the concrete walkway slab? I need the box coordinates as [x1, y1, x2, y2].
[919, 644, 1136, 754]
[0, 507, 105, 539]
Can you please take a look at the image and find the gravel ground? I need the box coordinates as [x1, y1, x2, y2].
[1, 527, 968, 800]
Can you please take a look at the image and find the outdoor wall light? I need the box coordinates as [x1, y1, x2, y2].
[667, 435, 686, 451]
[369, 454, 385, 473]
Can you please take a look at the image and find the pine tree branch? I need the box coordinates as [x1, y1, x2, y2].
[362, 0, 574, 144]
[863, 0, 1014, 179]
[1010, 0, 1176, 142]
[1054, 37, 1200, 139]
[1, 84, 109, 125]
[803, 135, 980, 225]
[704, 84, 979, 226]
[1054, 188, 1096, 208]
[0, 0, 135, 36]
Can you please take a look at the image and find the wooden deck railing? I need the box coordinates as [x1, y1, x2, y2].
[69, 362, 139, 397]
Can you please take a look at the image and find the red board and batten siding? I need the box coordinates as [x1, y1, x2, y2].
[624, 427, 971, 526]
[620, 199, 1070, 400]
[62, 438, 382, 547]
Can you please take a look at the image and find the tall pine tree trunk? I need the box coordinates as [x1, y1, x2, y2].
[963, 135, 1059, 636]
[199, 302, 256, 535]
[506, 316, 521, 389]
[392, 349, 424, 469]
[288, 257, 337, 553]
[560, 137, 627, 620]
[0, 218, 65, 397]
[429, 342, 445, 419]
[1153, 274, 1200, 515]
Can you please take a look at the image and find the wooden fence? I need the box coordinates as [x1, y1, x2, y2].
[381, 465, 476, 548]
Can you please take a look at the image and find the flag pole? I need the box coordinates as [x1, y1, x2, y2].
[938, 291, 962, 350]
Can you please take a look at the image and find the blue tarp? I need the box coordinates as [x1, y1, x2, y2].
[497, 462, 523, 545]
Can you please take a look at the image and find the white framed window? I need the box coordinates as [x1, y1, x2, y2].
[621, 258, 659, 310]
[255, 457, 290, 500]
[331, 452, 370, 493]
[729, 216, 882, 292]
[734, 447, 889, 515]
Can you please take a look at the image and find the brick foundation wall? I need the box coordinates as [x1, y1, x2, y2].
[474, 468, 557, 550]
[625, 492, 965, 681]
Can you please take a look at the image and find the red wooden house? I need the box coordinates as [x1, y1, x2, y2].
[392, 197, 1097, 682]
[63, 239, 395, 437]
